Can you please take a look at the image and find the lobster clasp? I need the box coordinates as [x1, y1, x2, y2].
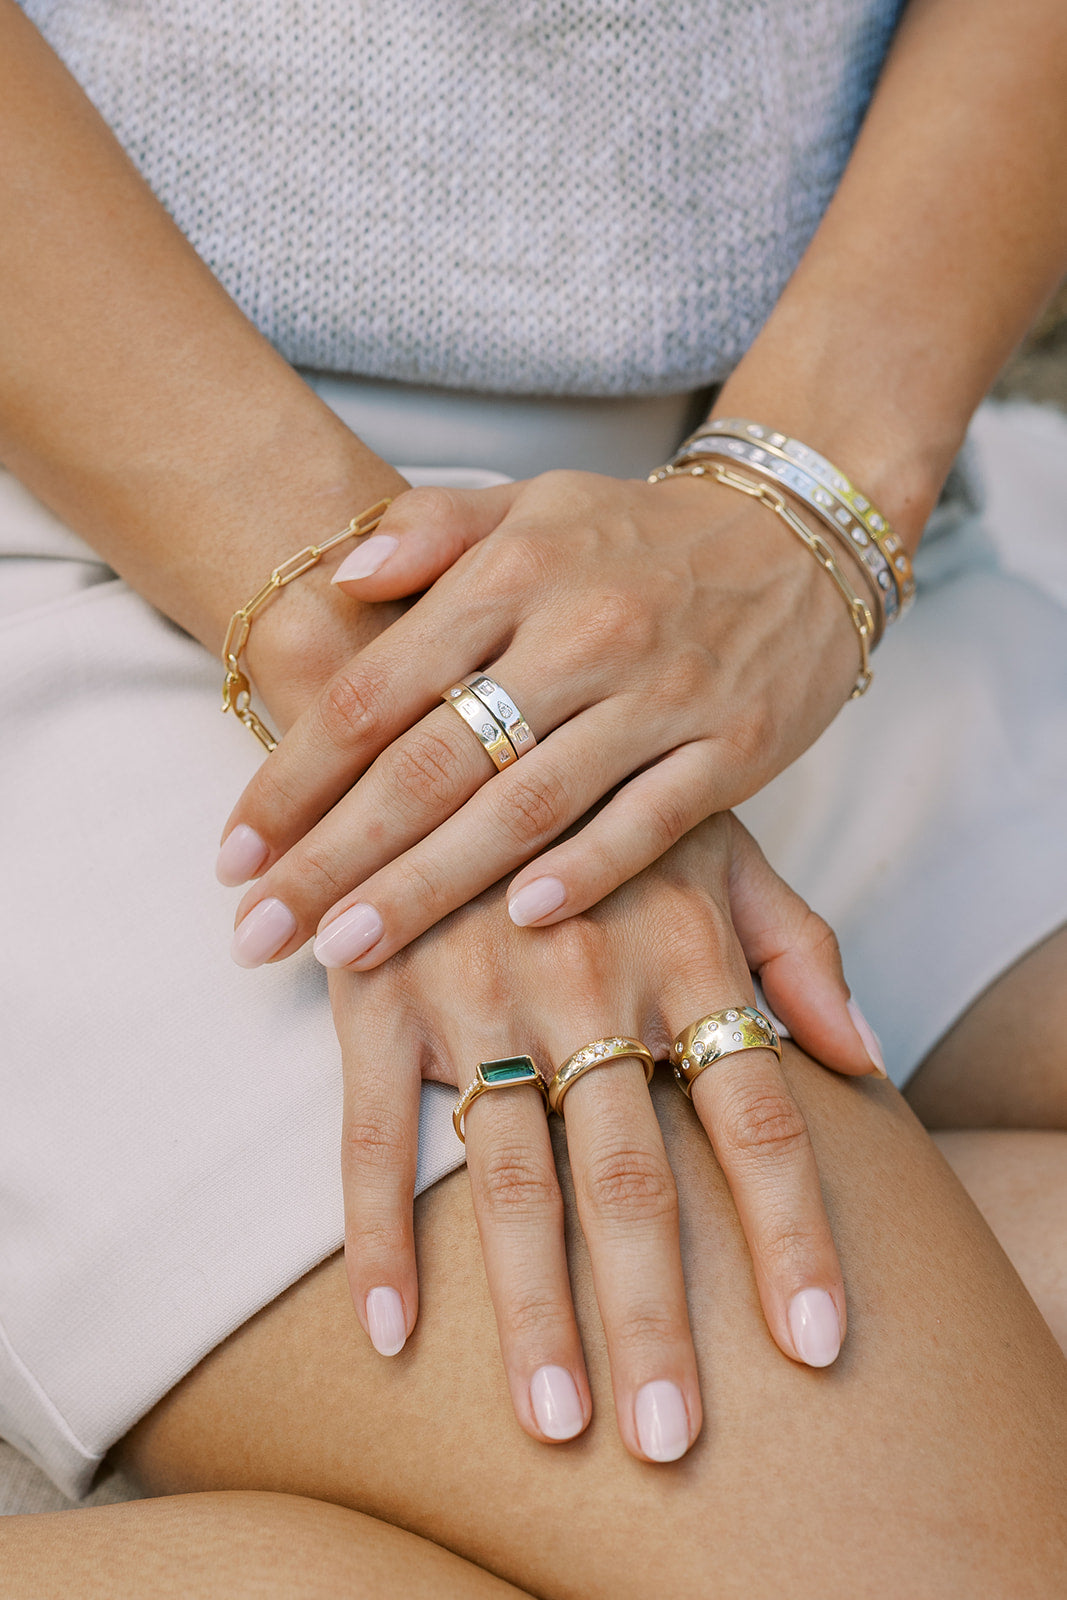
[221, 666, 251, 716]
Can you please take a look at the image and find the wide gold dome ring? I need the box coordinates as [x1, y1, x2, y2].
[671, 1007, 781, 1098]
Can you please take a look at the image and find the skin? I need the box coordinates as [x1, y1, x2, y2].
[0, 0, 1065, 1588]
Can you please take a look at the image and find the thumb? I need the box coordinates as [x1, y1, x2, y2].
[725, 816, 887, 1079]
[329, 481, 520, 599]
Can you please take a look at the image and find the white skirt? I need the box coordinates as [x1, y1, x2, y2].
[1, 386, 1065, 1501]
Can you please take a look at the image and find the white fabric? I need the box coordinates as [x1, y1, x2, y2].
[1, 396, 1066, 1510]
[18, 0, 903, 395]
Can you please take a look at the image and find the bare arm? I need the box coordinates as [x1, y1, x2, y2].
[716, 0, 1067, 544]
[0, 0, 404, 699]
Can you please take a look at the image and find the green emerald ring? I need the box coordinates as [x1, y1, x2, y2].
[452, 1056, 550, 1143]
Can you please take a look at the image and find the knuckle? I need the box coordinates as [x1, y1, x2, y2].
[318, 663, 389, 752]
[611, 1306, 684, 1352]
[342, 1105, 411, 1174]
[582, 1146, 678, 1225]
[491, 766, 568, 849]
[717, 1087, 810, 1164]
[756, 1216, 825, 1276]
[347, 1217, 408, 1265]
[502, 1290, 568, 1347]
[475, 1145, 561, 1222]
[798, 907, 842, 968]
[480, 530, 557, 594]
[296, 835, 352, 905]
[388, 725, 466, 812]
[390, 484, 463, 530]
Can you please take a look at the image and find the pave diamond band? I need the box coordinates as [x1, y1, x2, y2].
[671, 1007, 781, 1098]
[547, 1037, 656, 1115]
[442, 683, 518, 770]
[452, 1055, 550, 1142]
[463, 673, 537, 754]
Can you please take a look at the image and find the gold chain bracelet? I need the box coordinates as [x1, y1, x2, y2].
[221, 498, 392, 752]
[658, 462, 873, 698]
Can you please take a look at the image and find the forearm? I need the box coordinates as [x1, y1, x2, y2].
[715, 0, 1067, 547]
[0, 0, 403, 660]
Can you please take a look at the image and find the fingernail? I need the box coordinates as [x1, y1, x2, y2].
[788, 1288, 842, 1367]
[230, 897, 298, 968]
[365, 1286, 407, 1357]
[313, 902, 384, 967]
[634, 1381, 690, 1462]
[332, 535, 399, 583]
[508, 876, 567, 926]
[530, 1365, 584, 1441]
[215, 823, 269, 887]
[847, 999, 887, 1077]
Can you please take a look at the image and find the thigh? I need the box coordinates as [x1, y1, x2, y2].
[0, 1491, 533, 1600]
[907, 922, 1067, 1129]
[117, 1047, 1067, 1600]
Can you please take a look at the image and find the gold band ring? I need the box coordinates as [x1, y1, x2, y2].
[463, 674, 537, 754]
[547, 1037, 656, 1115]
[452, 1056, 550, 1143]
[671, 1007, 781, 1098]
[442, 684, 517, 771]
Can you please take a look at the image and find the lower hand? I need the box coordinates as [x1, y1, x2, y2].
[333, 811, 883, 1463]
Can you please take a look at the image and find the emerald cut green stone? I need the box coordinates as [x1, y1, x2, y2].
[479, 1056, 539, 1086]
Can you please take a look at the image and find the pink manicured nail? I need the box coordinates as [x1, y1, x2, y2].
[634, 1381, 690, 1462]
[847, 999, 888, 1078]
[313, 902, 384, 967]
[230, 897, 297, 968]
[508, 876, 567, 926]
[215, 823, 269, 887]
[365, 1287, 407, 1357]
[788, 1288, 842, 1367]
[332, 536, 399, 583]
[530, 1366, 584, 1441]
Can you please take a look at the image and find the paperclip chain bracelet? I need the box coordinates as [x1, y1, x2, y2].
[653, 461, 874, 698]
[221, 497, 392, 752]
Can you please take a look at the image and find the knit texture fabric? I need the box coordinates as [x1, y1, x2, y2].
[22, 0, 903, 395]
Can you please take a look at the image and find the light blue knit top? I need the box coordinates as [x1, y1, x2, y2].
[21, 1, 904, 395]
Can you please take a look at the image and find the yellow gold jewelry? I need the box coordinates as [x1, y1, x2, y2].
[442, 684, 517, 770]
[656, 462, 875, 699]
[452, 1056, 550, 1142]
[463, 674, 537, 754]
[547, 1037, 656, 1115]
[221, 498, 392, 752]
[671, 1007, 781, 1098]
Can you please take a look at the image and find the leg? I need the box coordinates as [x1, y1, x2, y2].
[907, 922, 1067, 1354]
[933, 1130, 1067, 1352]
[0, 1492, 533, 1600]
[116, 1044, 1067, 1600]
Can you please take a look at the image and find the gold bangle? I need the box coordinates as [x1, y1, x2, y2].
[221, 498, 392, 752]
[547, 1037, 656, 1115]
[655, 462, 875, 700]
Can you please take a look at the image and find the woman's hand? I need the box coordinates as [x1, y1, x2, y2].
[334, 810, 883, 1463]
[219, 469, 864, 969]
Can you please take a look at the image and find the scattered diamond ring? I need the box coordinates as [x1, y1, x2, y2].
[452, 1055, 550, 1142]
[671, 1007, 781, 1099]
[442, 683, 518, 771]
[547, 1037, 656, 1115]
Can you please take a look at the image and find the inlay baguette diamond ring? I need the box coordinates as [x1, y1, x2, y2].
[463, 674, 537, 755]
[442, 683, 518, 771]
[671, 1007, 781, 1098]
[547, 1038, 656, 1115]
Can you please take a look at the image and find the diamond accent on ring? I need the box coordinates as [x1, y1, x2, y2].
[693, 1041, 705, 1057]
[725, 1010, 738, 1021]
[732, 1031, 743, 1043]
[450, 687, 462, 697]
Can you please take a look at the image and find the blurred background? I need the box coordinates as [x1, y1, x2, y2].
[997, 280, 1067, 408]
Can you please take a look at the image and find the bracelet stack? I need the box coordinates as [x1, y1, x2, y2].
[648, 418, 915, 696]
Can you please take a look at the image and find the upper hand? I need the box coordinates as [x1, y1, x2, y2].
[218, 470, 863, 970]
